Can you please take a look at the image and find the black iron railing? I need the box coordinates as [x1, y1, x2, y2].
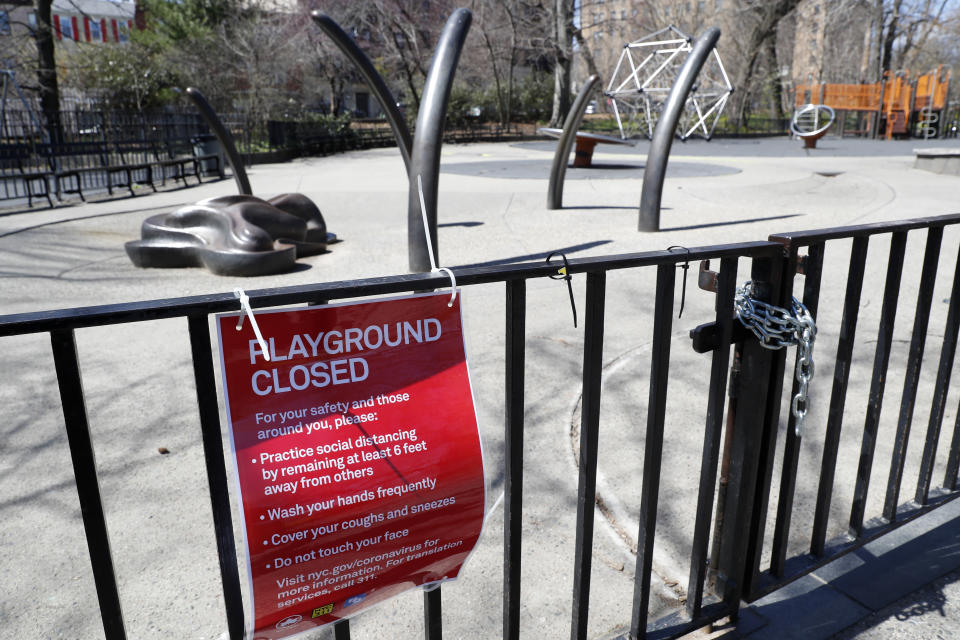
[0, 109, 216, 203]
[741, 213, 960, 601]
[3, 215, 960, 639]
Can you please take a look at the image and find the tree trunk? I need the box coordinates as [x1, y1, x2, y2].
[549, 0, 572, 127]
[35, 0, 61, 142]
[873, 0, 884, 80]
[572, 26, 601, 81]
[730, 0, 799, 128]
[766, 38, 782, 119]
[881, 0, 902, 73]
[479, 27, 507, 125]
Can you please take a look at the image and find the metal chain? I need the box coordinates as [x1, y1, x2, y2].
[734, 281, 817, 437]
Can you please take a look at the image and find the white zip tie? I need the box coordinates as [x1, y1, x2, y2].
[234, 287, 270, 361]
[417, 174, 456, 307]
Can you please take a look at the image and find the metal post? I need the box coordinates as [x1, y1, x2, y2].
[638, 28, 720, 232]
[188, 315, 245, 639]
[571, 271, 606, 640]
[50, 329, 127, 640]
[713, 255, 783, 607]
[407, 8, 472, 273]
[547, 75, 600, 210]
[504, 280, 526, 640]
[185, 87, 252, 196]
[424, 586, 442, 639]
[311, 13, 413, 171]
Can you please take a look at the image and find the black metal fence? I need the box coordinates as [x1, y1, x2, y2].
[741, 215, 960, 601]
[2, 214, 960, 639]
[711, 115, 791, 137]
[0, 108, 533, 206]
[0, 107, 212, 146]
[0, 108, 218, 204]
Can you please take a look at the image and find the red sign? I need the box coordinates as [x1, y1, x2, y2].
[217, 292, 485, 639]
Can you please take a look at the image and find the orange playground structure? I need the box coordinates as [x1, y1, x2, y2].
[794, 66, 951, 139]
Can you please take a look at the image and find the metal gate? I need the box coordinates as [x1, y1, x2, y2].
[2, 214, 959, 639]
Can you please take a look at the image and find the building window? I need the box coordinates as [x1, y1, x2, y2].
[118, 22, 129, 42]
[28, 13, 37, 32]
[90, 20, 101, 41]
[0, 12, 10, 35]
[61, 16, 73, 40]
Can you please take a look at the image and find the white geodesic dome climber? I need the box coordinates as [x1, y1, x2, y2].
[605, 25, 733, 140]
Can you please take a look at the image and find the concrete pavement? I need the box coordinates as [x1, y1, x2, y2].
[2, 135, 960, 639]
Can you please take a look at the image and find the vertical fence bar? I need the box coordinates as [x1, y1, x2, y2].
[687, 257, 738, 617]
[771, 242, 824, 575]
[333, 620, 351, 640]
[849, 232, 907, 535]
[504, 279, 526, 640]
[884, 226, 943, 521]
[50, 329, 127, 640]
[424, 586, 442, 639]
[187, 315, 245, 639]
[915, 245, 960, 503]
[944, 404, 960, 490]
[630, 265, 675, 637]
[810, 236, 869, 556]
[571, 271, 606, 640]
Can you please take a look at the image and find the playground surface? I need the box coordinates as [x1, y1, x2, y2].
[2, 135, 960, 639]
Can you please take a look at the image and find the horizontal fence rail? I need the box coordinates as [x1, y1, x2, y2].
[3, 215, 960, 639]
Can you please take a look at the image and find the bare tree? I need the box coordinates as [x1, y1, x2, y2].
[309, 32, 357, 115]
[34, 0, 61, 140]
[549, 0, 573, 126]
[350, 0, 454, 110]
[727, 0, 800, 126]
[883, 0, 952, 71]
[215, 12, 306, 128]
[470, 0, 547, 125]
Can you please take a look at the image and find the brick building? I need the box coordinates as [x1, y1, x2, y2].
[49, 0, 137, 47]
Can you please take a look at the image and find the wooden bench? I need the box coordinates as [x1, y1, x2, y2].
[0, 143, 53, 208]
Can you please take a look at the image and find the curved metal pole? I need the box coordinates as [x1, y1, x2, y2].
[407, 8, 471, 272]
[547, 75, 600, 210]
[186, 87, 252, 196]
[638, 27, 720, 232]
[311, 12, 413, 171]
